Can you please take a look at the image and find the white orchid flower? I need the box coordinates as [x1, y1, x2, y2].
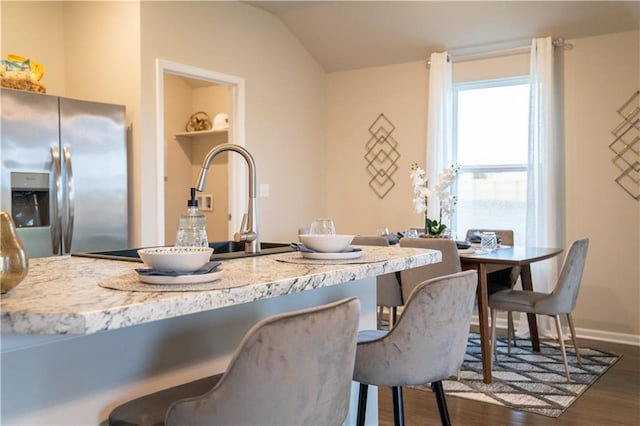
[413, 198, 427, 214]
[410, 162, 458, 234]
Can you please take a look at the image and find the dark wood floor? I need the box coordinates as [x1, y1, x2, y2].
[377, 337, 640, 425]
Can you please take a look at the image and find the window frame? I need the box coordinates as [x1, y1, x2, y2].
[451, 75, 531, 237]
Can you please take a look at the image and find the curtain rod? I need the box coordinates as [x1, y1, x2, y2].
[426, 37, 573, 66]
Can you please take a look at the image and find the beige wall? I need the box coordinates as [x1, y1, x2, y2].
[326, 31, 639, 340]
[326, 61, 429, 235]
[140, 1, 327, 245]
[562, 31, 639, 338]
[1, 2, 67, 93]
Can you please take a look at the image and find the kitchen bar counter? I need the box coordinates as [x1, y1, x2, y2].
[1, 245, 440, 425]
[1, 245, 439, 335]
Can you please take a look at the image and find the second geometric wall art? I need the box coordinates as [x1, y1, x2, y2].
[609, 90, 639, 200]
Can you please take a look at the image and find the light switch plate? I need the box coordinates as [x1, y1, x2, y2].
[259, 183, 270, 198]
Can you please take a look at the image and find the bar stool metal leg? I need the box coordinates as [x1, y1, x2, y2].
[391, 386, 404, 426]
[356, 383, 368, 426]
[431, 380, 451, 426]
[389, 307, 398, 328]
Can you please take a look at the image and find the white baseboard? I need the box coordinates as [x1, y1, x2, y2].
[572, 326, 640, 347]
[470, 315, 640, 347]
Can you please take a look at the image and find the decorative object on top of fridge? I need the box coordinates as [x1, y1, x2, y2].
[185, 111, 212, 132]
[0, 53, 46, 93]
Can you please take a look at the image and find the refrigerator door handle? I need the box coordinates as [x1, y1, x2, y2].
[63, 146, 75, 253]
[50, 145, 62, 255]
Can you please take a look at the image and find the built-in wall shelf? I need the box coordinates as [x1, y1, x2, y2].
[173, 128, 228, 139]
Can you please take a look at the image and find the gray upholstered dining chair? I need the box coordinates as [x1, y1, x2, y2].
[108, 297, 360, 426]
[490, 237, 589, 382]
[399, 237, 462, 300]
[352, 235, 403, 327]
[353, 270, 478, 426]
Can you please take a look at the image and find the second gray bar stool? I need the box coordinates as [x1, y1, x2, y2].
[353, 271, 477, 426]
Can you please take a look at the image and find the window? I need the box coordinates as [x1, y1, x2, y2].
[452, 77, 530, 244]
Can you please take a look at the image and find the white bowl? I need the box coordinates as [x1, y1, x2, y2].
[299, 234, 354, 253]
[138, 246, 213, 272]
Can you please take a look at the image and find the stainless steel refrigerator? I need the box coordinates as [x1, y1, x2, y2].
[1, 88, 128, 258]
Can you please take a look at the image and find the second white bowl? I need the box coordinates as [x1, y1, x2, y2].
[299, 234, 354, 253]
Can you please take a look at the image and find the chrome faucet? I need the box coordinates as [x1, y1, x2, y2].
[195, 143, 260, 254]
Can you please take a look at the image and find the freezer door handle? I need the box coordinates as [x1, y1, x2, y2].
[50, 145, 62, 254]
[63, 146, 75, 253]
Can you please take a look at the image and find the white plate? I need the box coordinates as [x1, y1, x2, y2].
[137, 269, 223, 285]
[300, 250, 362, 260]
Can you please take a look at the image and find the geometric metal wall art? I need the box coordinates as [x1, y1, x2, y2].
[364, 113, 401, 199]
[609, 90, 640, 200]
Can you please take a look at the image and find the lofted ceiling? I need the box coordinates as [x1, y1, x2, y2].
[245, 1, 640, 72]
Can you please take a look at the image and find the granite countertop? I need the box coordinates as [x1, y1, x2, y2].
[0, 245, 440, 335]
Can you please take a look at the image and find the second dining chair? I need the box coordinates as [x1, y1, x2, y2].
[108, 297, 360, 426]
[399, 237, 462, 299]
[490, 237, 590, 382]
[353, 270, 478, 426]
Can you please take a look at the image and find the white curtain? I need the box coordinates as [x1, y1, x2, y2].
[425, 52, 453, 220]
[517, 36, 564, 338]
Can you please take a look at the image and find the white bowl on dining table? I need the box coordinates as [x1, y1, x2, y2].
[298, 234, 354, 253]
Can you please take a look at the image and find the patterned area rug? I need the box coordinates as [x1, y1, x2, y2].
[414, 333, 622, 417]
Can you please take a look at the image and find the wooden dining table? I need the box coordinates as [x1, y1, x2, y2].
[459, 245, 564, 384]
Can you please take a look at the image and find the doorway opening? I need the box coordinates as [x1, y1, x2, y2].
[156, 60, 246, 245]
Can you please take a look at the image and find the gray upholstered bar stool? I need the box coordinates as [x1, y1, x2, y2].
[352, 235, 403, 327]
[400, 238, 467, 380]
[353, 270, 477, 426]
[108, 297, 360, 426]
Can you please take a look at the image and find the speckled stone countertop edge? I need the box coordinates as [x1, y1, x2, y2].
[0, 246, 441, 335]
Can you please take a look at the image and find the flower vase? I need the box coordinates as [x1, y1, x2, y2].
[424, 217, 449, 239]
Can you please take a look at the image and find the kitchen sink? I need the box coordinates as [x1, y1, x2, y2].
[72, 241, 293, 263]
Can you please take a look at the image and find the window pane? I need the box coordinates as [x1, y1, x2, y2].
[455, 171, 527, 245]
[456, 84, 529, 166]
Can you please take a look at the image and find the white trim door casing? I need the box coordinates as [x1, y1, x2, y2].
[155, 59, 246, 244]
